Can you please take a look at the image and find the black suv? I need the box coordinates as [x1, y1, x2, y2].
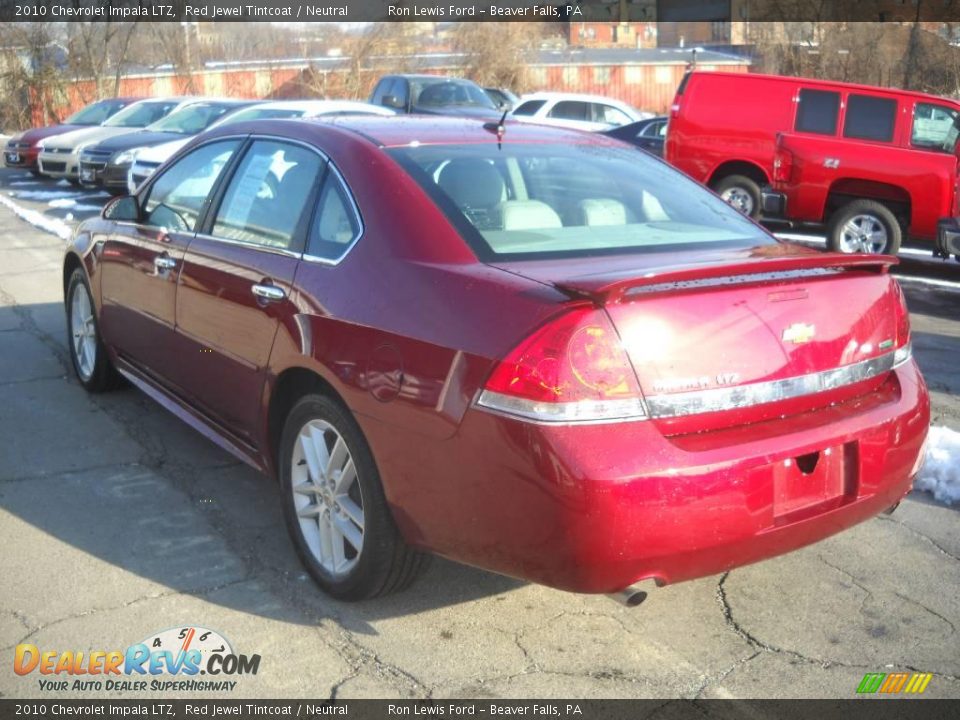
[370, 75, 500, 118]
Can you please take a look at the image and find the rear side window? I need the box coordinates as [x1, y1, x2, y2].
[513, 100, 546, 117]
[307, 170, 362, 261]
[595, 104, 631, 126]
[844, 94, 897, 142]
[795, 89, 840, 135]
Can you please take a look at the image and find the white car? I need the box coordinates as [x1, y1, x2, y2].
[126, 100, 395, 193]
[510, 92, 652, 132]
[37, 98, 193, 184]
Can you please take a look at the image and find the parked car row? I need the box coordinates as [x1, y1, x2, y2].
[9, 70, 959, 261]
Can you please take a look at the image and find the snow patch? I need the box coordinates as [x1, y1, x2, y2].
[915, 425, 960, 506]
[48, 198, 76, 208]
[10, 189, 83, 201]
[0, 193, 72, 241]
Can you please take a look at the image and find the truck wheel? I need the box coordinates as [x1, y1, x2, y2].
[828, 200, 902, 255]
[712, 175, 761, 218]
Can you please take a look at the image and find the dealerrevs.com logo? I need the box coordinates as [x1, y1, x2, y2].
[14, 626, 260, 693]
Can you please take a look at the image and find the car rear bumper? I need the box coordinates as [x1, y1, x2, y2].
[377, 360, 929, 594]
[936, 217, 960, 259]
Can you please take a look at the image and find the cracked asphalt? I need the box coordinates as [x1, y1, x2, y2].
[0, 170, 958, 700]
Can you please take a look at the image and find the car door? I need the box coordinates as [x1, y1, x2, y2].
[172, 138, 325, 440]
[98, 139, 242, 381]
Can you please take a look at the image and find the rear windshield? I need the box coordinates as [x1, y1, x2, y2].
[388, 143, 771, 260]
[412, 79, 495, 109]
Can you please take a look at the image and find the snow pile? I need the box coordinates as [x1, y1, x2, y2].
[0, 193, 72, 241]
[915, 425, 960, 506]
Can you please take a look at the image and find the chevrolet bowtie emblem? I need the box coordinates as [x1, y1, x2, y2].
[782, 322, 816, 345]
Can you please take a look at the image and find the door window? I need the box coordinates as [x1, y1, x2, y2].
[549, 101, 590, 122]
[911, 102, 960, 152]
[306, 170, 362, 262]
[142, 140, 240, 233]
[844, 94, 897, 142]
[211, 140, 324, 250]
[795, 89, 840, 135]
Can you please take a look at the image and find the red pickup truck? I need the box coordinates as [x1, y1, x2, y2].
[665, 71, 960, 259]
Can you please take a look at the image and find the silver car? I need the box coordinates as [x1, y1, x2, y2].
[37, 98, 193, 183]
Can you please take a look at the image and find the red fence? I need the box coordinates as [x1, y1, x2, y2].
[33, 58, 749, 125]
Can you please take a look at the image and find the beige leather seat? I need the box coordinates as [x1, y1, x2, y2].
[576, 198, 628, 226]
[497, 200, 563, 230]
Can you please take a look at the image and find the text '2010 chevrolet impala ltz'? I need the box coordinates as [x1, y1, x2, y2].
[62, 116, 929, 601]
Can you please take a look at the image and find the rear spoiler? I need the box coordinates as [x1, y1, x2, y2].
[554, 253, 898, 304]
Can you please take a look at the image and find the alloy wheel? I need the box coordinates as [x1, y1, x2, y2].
[70, 282, 97, 381]
[839, 214, 888, 254]
[290, 419, 365, 577]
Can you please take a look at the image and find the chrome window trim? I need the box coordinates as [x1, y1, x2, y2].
[191, 231, 303, 260]
[475, 346, 909, 425]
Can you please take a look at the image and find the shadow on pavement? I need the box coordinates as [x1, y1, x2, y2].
[0, 302, 523, 636]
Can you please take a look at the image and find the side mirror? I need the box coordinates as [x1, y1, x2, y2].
[382, 95, 405, 110]
[103, 195, 140, 222]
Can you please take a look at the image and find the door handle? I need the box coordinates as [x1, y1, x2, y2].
[154, 256, 176, 270]
[251, 283, 285, 301]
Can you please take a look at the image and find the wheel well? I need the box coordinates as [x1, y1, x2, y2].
[826, 180, 911, 227]
[63, 253, 83, 298]
[266, 367, 346, 478]
[708, 161, 769, 188]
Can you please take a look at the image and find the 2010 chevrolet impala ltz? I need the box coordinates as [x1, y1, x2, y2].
[63, 116, 929, 601]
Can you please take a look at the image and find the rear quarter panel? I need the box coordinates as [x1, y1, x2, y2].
[777, 127, 954, 239]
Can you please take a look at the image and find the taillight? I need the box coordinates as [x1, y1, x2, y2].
[773, 147, 793, 184]
[476, 307, 648, 423]
[892, 280, 912, 368]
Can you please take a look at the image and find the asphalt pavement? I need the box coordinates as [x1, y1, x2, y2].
[0, 169, 958, 700]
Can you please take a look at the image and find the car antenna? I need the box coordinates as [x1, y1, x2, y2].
[483, 110, 509, 149]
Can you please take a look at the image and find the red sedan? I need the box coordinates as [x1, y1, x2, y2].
[5, 98, 137, 174]
[62, 116, 929, 601]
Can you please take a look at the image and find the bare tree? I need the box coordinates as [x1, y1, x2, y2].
[0, 23, 67, 130]
[452, 22, 545, 92]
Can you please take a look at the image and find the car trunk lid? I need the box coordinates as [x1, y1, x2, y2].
[492, 249, 904, 434]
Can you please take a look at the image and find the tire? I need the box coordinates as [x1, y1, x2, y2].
[712, 174, 762, 219]
[827, 199, 902, 255]
[65, 268, 120, 392]
[279, 394, 426, 600]
[67, 178, 82, 187]
[29, 169, 42, 178]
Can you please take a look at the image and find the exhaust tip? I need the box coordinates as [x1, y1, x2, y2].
[608, 585, 650, 607]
